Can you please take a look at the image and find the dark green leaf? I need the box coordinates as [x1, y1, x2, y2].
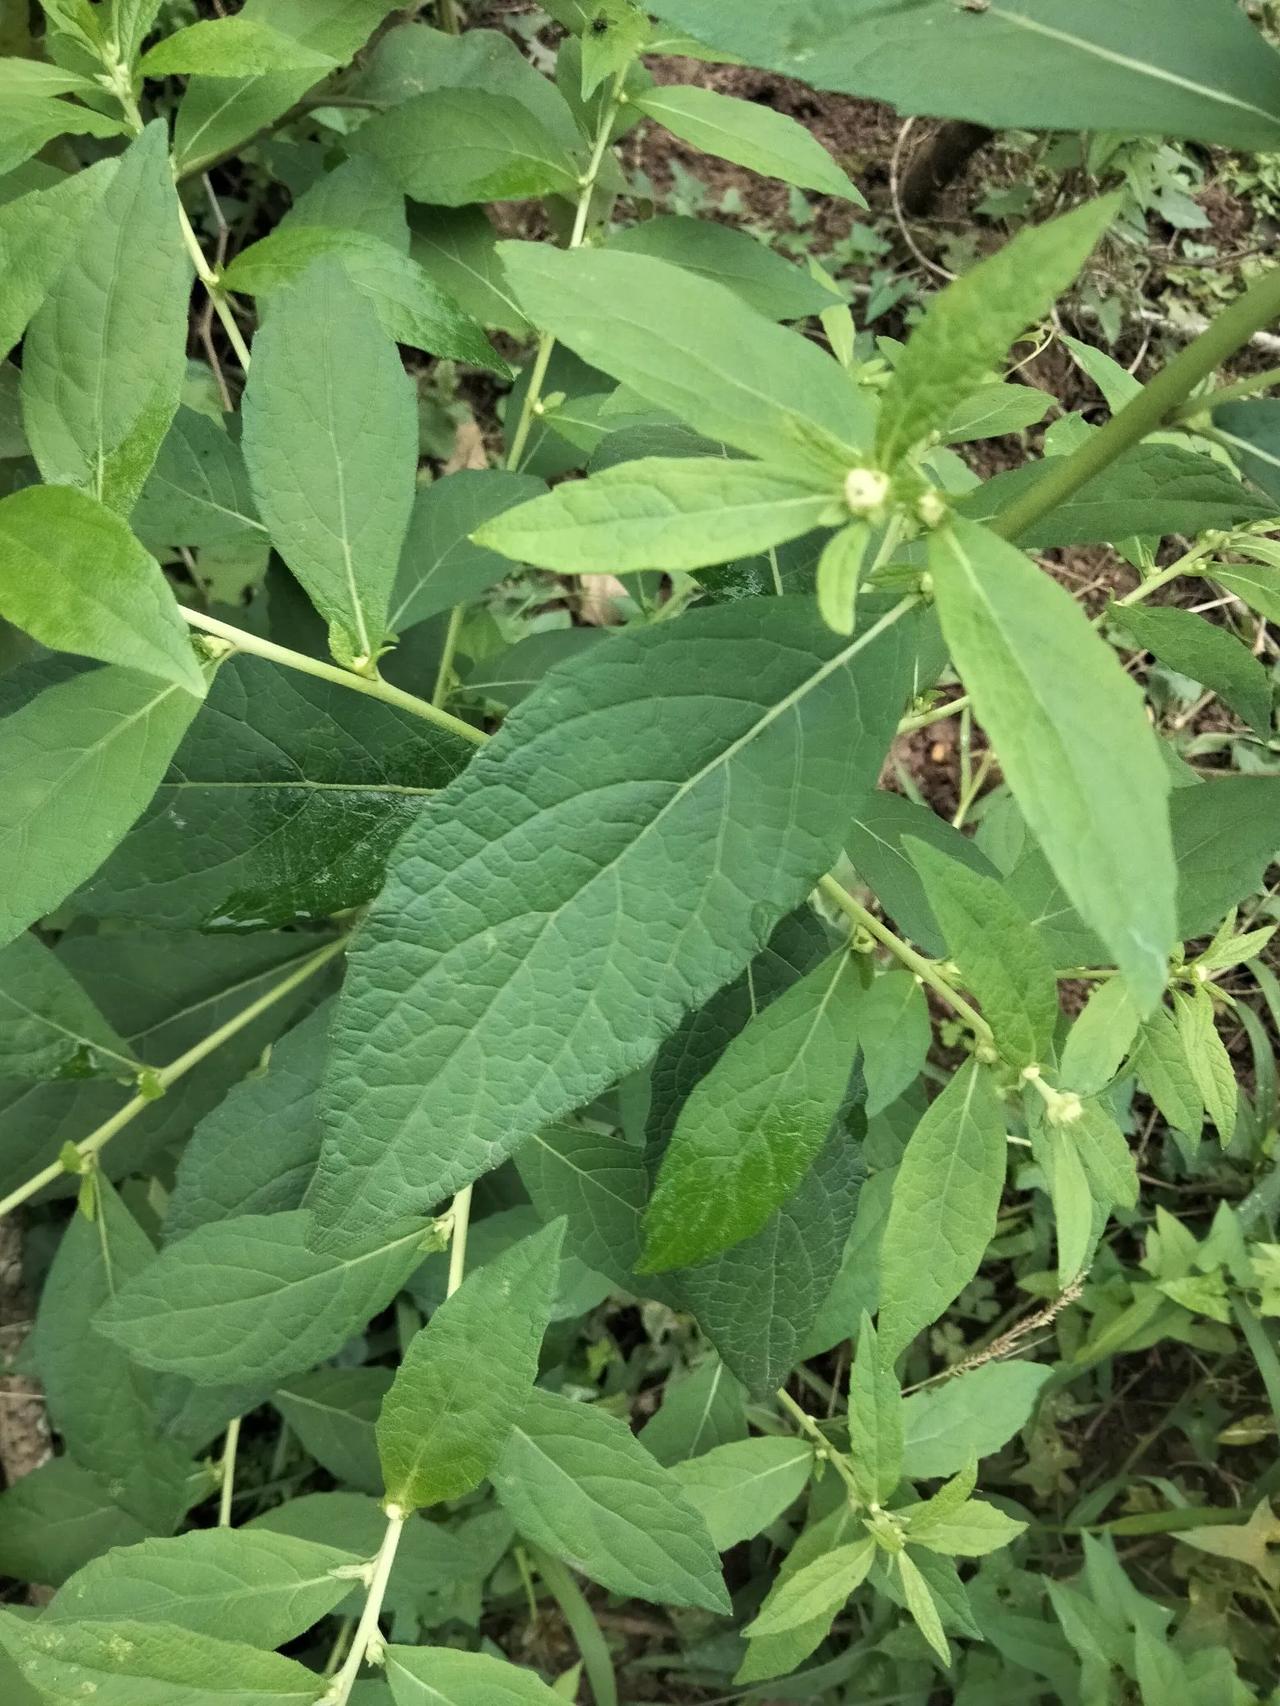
[390, 469, 545, 633]
[0, 932, 135, 1081]
[1110, 599, 1272, 737]
[848, 790, 1001, 957]
[1212, 399, 1280, 506]
[131, 407, 264, 552]
[273, 1366, 392, 1494]
[606, 215, 841, 320]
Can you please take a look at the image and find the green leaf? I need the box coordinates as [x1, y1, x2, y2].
[515, 1123, 650, 1293]
[0, 932, 135, 1081]
[49, 1529, 359, 1646]
[1213, 398, 1280, 506]
[131, 407, 264, 551]
[390, 469, 545, 632]
[386, 1647, 561, 1706]
[1172, 777, 1280, 939]
[0, 158, 117, 361]
[906, 837, 1058, 1068]
[1173, 987, 1238, 1144]
[847, 1314, 903, 1506]
[636, 1356, 747, 1466]
[1110, 600, 1272, 737]
[1035, 1119, 1094, 1283]
[0, 57, 98, 96]
[1134, 1004, 1204, 1139]
[606, 215, 841, 320]
[96, 1210, 427, 1387]
[0, 1458, 147, 1589]
[1059, 977, 1140, 1095]
[645, 0, 1280, 153]
[962, 442, 1274, 546]
[671, 1436, 813, 1550]
[21, 125, 190, 514]
[746, 1534, 875, 1636]
[411, 205, 531, 334]
[879, 1060, 1007, 1357]
[736, 1504, 863, 1679]
[897, 1549, 951, 1666]
[308, 596, 919, 1251]
[350, 88, 580, 205]
[877, 199, 1117, 465]
[142, 17, 336, 76]
[0, 664, 202, 948]
[633, 83, 864, 203]
[900, 1362, 1053, 1479]
[816, 523, 869, 637]
[0, 94, 127, 175]
[273, 1366, 391, 1494]
[497, 243, 872, 476]
[242, 257, 417, 668]
[642, 947, 862, 1269]
[478, 456, 838, 575]
[1071, 1098, 1139, 1212]
[491, 1387, 730, 1612]
[0, 1611, 321, 1705]
[942, 382, 1049, 444]
[930, 519, 1175, 1009]
[378, 1221, 563, 1510]
[79, 655, 471, 931]
[909, 1497, 1027, 1558]
[859, 969, 931, 1117]
[0, 485, 204, 693]
[848, 791, 1001, 957]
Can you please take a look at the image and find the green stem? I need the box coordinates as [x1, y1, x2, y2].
[775, 1387, 862, 1499]
[445, 1184, 473, 1299]
[0, 936, 347, 1220]
[321, 1511, 406, 1706]
[180, 606, 487, 747]
[991, 265, 1280, 544]
[432, 605, 465, 709]
[436, 0, 461, 30]
[1173, 362, 1280, 420]
[175, 196, 253, 374]
[897, 693, 970, 734]
[217, 1416, 241, 1528]
[1113, 538, 1217, 609]
[817, 875, 996, 1048]
[529, 1547, 618, 1706]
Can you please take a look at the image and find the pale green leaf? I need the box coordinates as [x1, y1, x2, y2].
[942, 382, 1049, 444]
[606, 215, 841, 320]
[847, 1314, 903, 1506]
[1059, 977, 1140, 1095]
[0, 157, 117, 361]
[735, 1504, 863, 1680]
[901, 1362, 1053, 1479]
[0, 932, 135, 1081]
[847, 790, 1001, 958]
[670, 1436, 813, 1550]
[1173, 987, 1238, 1143]
[1071, 1098, 1139, 1212]
[0, 94, 127, 176]
[1036, 1121, 1094, 1283]
[816, 523, 868, 636]
[387, 1647, 561, 1706]
[141, 17, 336, 76]
[859, 968, 931, 1117]
[897, 1549, 950, 1665]
[745, 1534, 875, 1637]
[910, 1497, 1026, 1557]
[1134, 1004, 1204, 1138]
[0, 57, 99, 96]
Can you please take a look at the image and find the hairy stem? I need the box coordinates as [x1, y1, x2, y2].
[529, 1547, 619, 1706]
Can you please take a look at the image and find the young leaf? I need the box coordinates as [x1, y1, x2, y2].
[641, 946, 862, 1269]
[21, 123, 190, 514]
[847, 1314, 904, 1506]
[877, 198, 1117, 465]
[633, 84, 865, 203]
[859, 969, 931, 1116]
[0, 932, 135, 1081]
[847, 791, 1002, 957]
[736, 1504, 864, 1679]
[242, 257, 417, 668]
[906, 836, 1059, 1068]
[386, 1647, 561, 1706]
[896, 1549, 951, 1666]
[745, 1534, 875, 1637]
[900, 1362, 1053, 1479]
[0, 664, 202, 949]
[0, 93, 128, 175]
[930, 519, 1175, 1009]
[390, 469, 545, 632]
[671, 1436, 813, 1550]
[96, 1211, 427, 1387]
[0, 486, 204, 693]
[140, 17, 337, 77]
[377, 1220, 563, 1511]
[477, 456, 837, 575]
[879, 1059, 1007, 1357]
[1134, 1004, 1204, 1139]
[1036, 1122, 1094, 1283]
[816, 523, 869, 636]
[1173, 987, 1238, 1144]
[491, 1388, 730, 1613]
[908, 1497, 1027, 1557]
[943, 382, 1049, 443]
[0, 158, 117, 361]
[1110, 600, 1272, 737]
[308, 596, 919, 1252]
[1071, 1098, 1139, 1212]
[1059, 977, 1140, 1095]
[497, 243, 873, 476]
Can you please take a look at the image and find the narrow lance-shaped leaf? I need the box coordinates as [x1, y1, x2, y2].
[847, 1314, 903, 1507]
[929, 518, 1176, 1010]
[386, 1647, 562, 1706]
[1110, 599, 1273, 738]
[745, 1535, 876, 1637]
[641, 945, 863, 1270]
[377, 1219, 564, 1512]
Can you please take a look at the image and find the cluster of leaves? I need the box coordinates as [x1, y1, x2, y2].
[0, 1, 1278, 1703]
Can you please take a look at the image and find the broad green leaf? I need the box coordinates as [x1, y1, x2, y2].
[96, 1210, 428, 1387]
[847, 790, 1001, 957]
[220, 227, 506, 373]
[497, 243, 873, 475]
[79, 655, 471, 931]
[907, 837, 1058, 1068]
[131, 406, 264, 551]
[378, 1221, 563, 1510]
[897, 1549, 950, 1665]
[0, 485, 204, 693]
[516, 1123, 651, 1293]
[900, 1362, 1053, 1479]
[633, 83, 864, 203]
[0, 664, 202, 949]
[1172, 777, 1280, 939]
[491, 1387, 730, 1612]
[930, 519, 1175, 1008]
[387, 1647, 561, 1706]
[1213, 398, 1280, 507]
[879, 1060, 1007, 1356]
[0, 1612, 320, 1705]
[0, 1458, 146, 1589]
[407, 1203, 606, 1324]
[909, 1497, 1027, 1557]
[274, 1366, 391, 1494]
[1110, 600, 1272, 737]
[1173, 987, 1238, 1144]
[645, 0, 1280, 153]
[21, 124, 190, 514]
[0, 932, 135, 1081]
[141, 17, 336, 76]
[878, 199, 1117, 465]
[671, 1436, 813, 1550]
[859, 969, 931, 1117]
[580, 0, 650, 94]
[0, 158, 116, 361]
[1134, 1004, 1204, 1139]
[963, 441, 1274, 545]
[242, 257, 417, 668]
[943, 382, 1049, 444]
[281, 155, 409, 252]
[746, 1535, 875, 1636]
[606, 215, 841, 320]
[1059, 977, 1140, 1095]
[308, 596, 919, 1251]
[643, 946, 861, 1269]
[350, 88, 580, 205]
[173, 0, 401, 176]
[165, 1002, 332, 1241]
[636, 1356, 747, 1466]
[0, 94, 127, 175]
[390, 469, 545, 632]
[478, 456, 837, 575]
[49, 1529, 358, 1646]
[847, 1314, 903, 1506]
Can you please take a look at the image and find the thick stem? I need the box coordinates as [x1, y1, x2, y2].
[529, 1547, 618, 1706]
[180, 606, 487, 746]
[321, 1511, 406, 1706]
[217, 1417, 241, 1528]
[0, 936, 347, 1220]
[1173, 362, 1280, 420]
[991, 265, 1280, 544]
[445, 1185, 473, 1299]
